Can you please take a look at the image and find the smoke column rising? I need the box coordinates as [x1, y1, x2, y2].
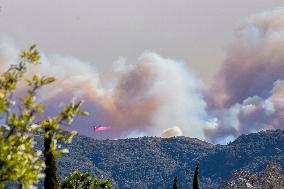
[0, 43, 208, 139]
[205, 7, 284, 143]
[1, 7, 284, 143]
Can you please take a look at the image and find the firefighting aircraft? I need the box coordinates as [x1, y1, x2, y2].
[93, 125, 111, 133]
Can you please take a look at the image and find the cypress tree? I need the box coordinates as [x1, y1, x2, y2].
[44, 128, 61, 189]
[42, 100, 87, 189]
[173, 176, 178, 189]
[193, 163, 200, 189]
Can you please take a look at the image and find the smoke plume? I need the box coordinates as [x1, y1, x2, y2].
[205, 7, 284, 143]
[0, 44, 207, 139]
[161, 126, 183, 138]
[2, 7, 284, 143]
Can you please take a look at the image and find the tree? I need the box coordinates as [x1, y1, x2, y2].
[193, 163, 200, 189]
[0, 45, 45, 188]
[0, 45, 87, 188]
[172, 176, 178, 189]
[61, 170, 112, 189]
[42, 101, 87, 189]
[43, 126, 60, 189]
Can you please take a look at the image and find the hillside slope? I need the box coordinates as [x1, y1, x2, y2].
[56, 129, 284, 188]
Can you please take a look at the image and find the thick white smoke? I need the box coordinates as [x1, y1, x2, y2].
[0, 43, 208, 140]
[161, 126, 183, 138]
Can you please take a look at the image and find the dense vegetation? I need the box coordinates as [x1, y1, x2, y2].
[61, 170, 112, 189]
[54, 129, 284, 188]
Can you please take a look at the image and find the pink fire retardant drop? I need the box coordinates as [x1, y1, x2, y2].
[93, 125, 111, 133]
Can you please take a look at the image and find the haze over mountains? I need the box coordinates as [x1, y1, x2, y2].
[50, 129, 284, 189]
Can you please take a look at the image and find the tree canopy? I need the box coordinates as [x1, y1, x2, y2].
[0, 45, 87, 188]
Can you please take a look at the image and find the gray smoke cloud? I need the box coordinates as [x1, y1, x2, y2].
[205, 7, 284, 143]
[209, 7, 284, 108]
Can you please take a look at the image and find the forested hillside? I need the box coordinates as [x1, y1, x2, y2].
[55, 129, 284, 188]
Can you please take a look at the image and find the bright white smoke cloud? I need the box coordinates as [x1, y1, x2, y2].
[161, 126, 183, 138]
[0, 43, 208, 140]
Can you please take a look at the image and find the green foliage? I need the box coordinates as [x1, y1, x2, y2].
[0, 132, 44, 189]
[193, 163, 200, 189]
[173, 176, 178, 189]
[0, 45, 88, 188]
[61, 170, 112, 189]
[0, 45, 45, 188]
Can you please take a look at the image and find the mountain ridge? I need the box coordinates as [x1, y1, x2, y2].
[55, 129, 284, 188]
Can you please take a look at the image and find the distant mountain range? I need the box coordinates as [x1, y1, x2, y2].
[54, 129, 284, 189]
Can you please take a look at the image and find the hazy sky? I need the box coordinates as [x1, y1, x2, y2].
[0, 0, 283, 84]
[1, 1, 284, 141]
